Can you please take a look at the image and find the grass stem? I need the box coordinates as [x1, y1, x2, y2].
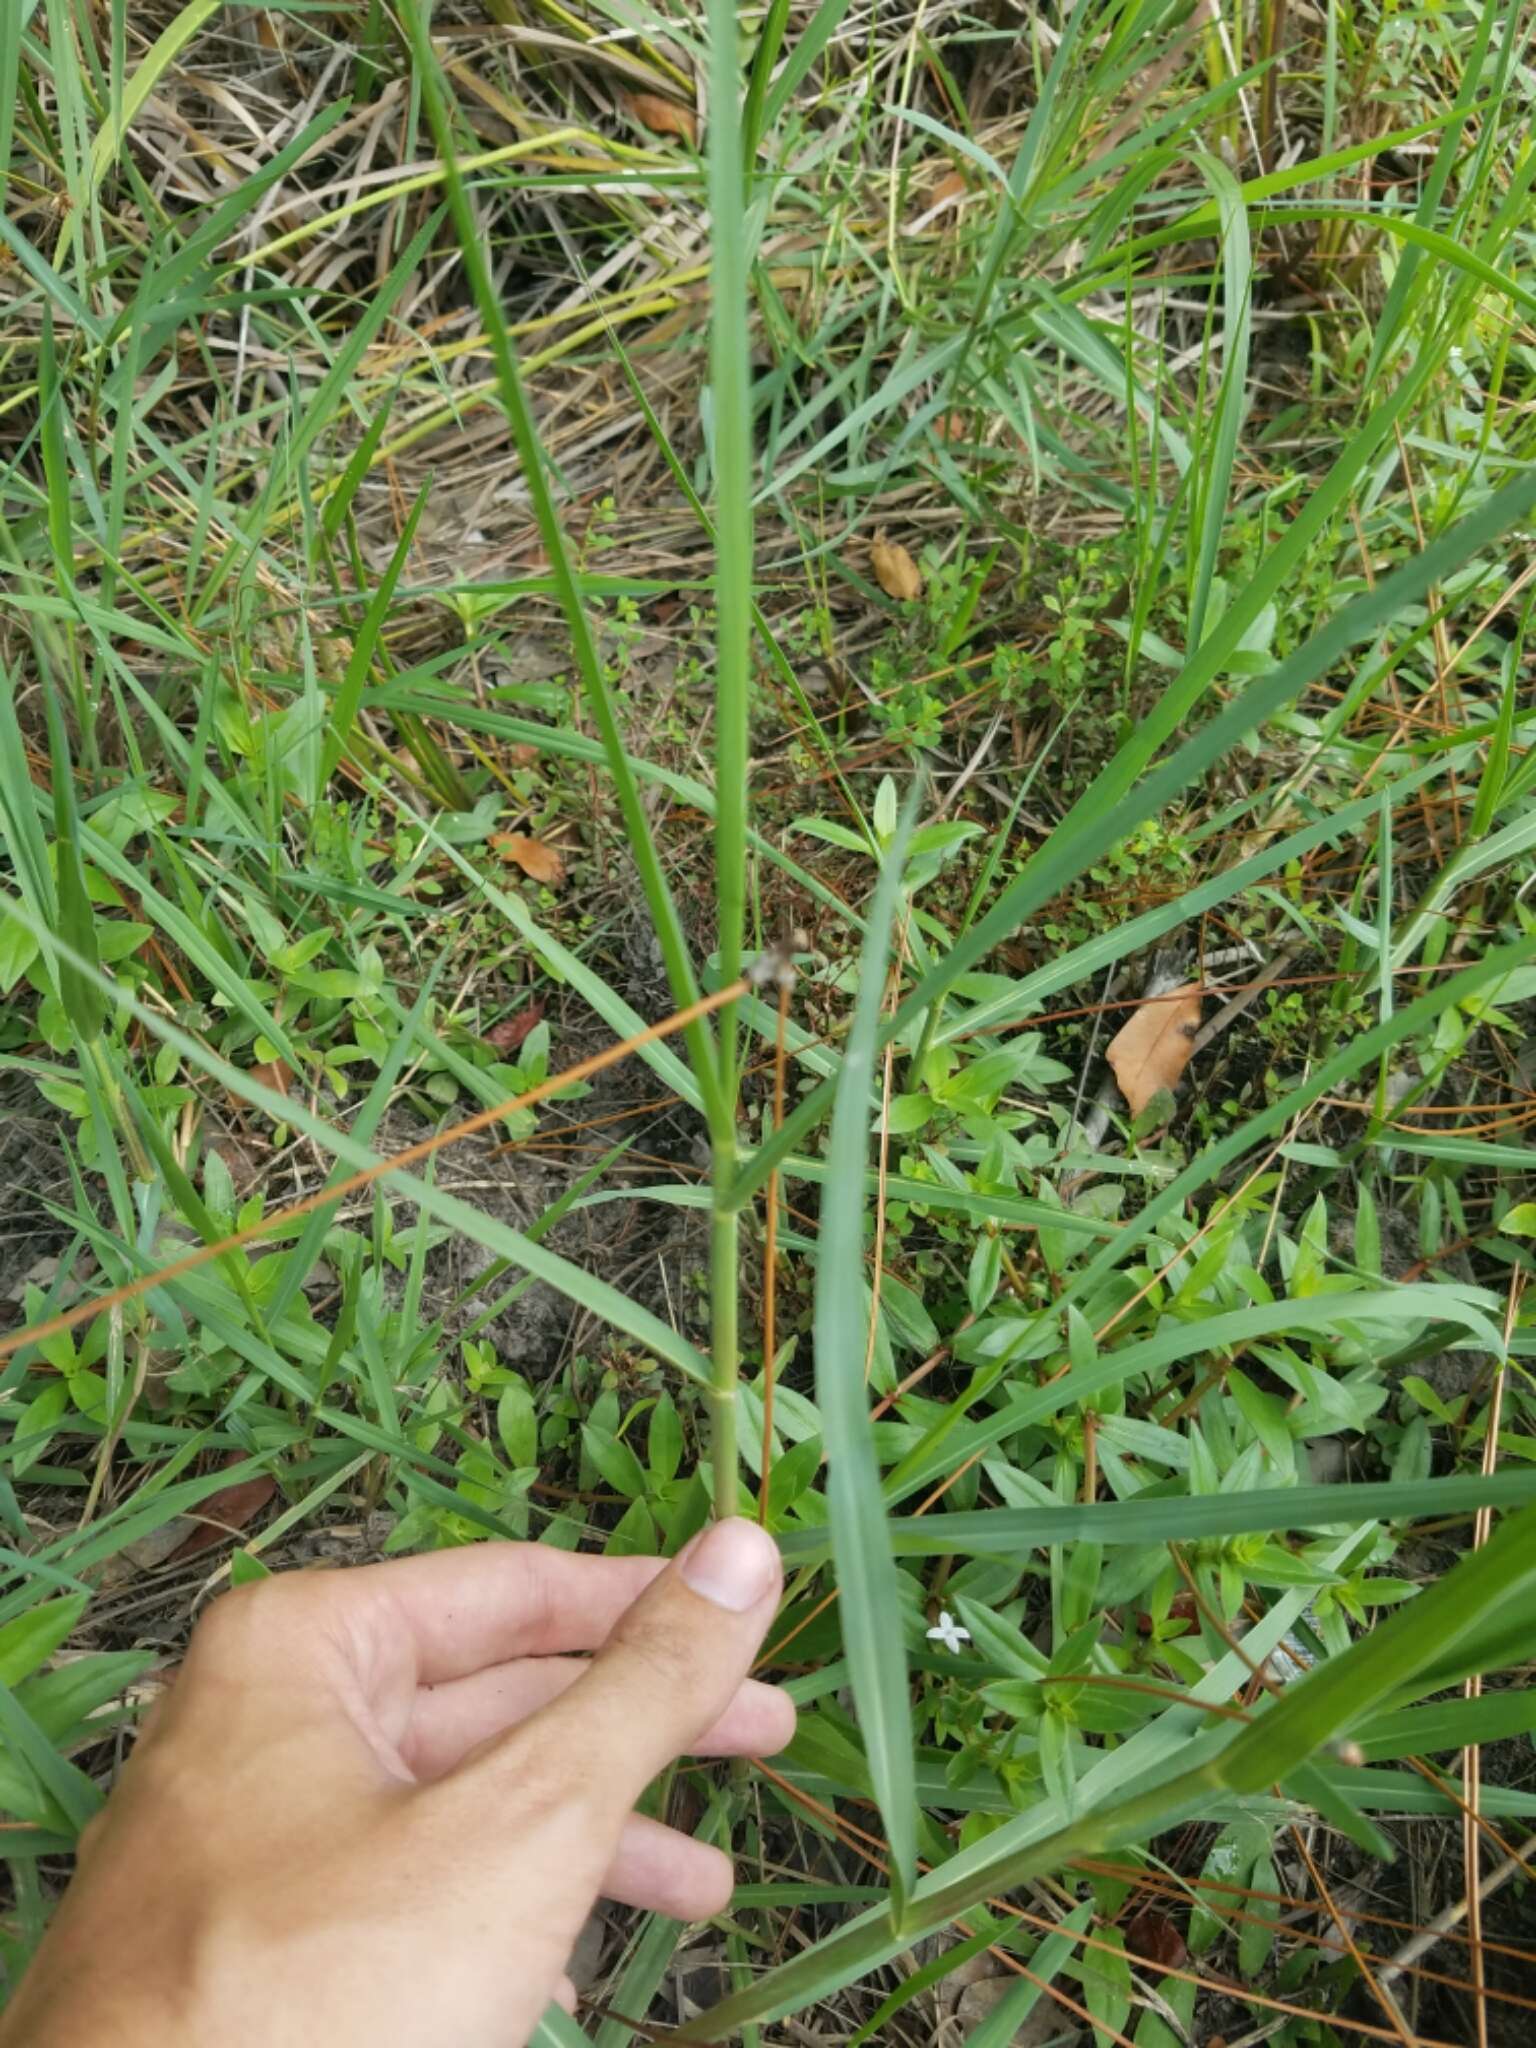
[709, 1158, 741, 1520]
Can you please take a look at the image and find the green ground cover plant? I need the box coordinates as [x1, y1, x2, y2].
[3, 0, 1536, 2040]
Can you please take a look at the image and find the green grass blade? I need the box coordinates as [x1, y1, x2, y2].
[847, 1923, 999, 2046]
[963, 1903, 1094, 2048]
[1356, 1691, 1536, 1762]
[319, 390, 399, 549]
[241, 210, 441, 543]
[398, 1, 724, 1135]
[530, 2003, 594, 2048]
[0, 667, 57, 925]
[1363, 0, 1501, 381]
[762, 0, 857, 130]
[1184, 153, 1251, 649]
[0, 215, 105, 345]
[779, 1471, 1536, 1565]
[320, 485, 428, 785]
[743, 0, 792, 164]
[0, 1, 20, 213]
[43, 703, 103, 1042]
[1469, 642, 1519, 840]
[815, 782, 925, 1919]
[82, 0, 221, 202]
[1257, 205, 1536, 325]
[954, 0, 1097, 382]
[705, 0, 752, 1081]
[0, 1681, 103, 1835]
[592, 1800, 730, 2048]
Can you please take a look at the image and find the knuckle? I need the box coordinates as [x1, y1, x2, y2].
[479, 1720, 604, 1830]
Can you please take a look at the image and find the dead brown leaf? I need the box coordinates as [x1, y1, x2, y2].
[1106, 984, 1202, 1119]
[225, 1057, 291, 1114]
[251, 1058, 292, 1099]
[93, 1517, 197, 1589]
[1125, 1906, 1188, 1970]
[871, 536, 922, 601]
[624, 91, 698, 146]
[485, 1000, 544, 1055]
[170, 1456, 277, 1562]
[491, 833, 566, 886]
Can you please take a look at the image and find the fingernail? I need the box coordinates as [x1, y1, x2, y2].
[679, 1517, 779, 1612]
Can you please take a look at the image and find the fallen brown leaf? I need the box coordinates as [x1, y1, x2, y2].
[491, 833, 566, 885]
[1106, 983, 1202, 1120]
[224, 1057, 291, 1116]
[486, 1000, 544, 1055]
[1125, 1906, 1188, 1970]
[624, 90, 698, 146]
[171, 1456, 277, 1562]
[251, 1058, 292, 1099]
[871, 536, 922, 601]
[122, 1519, 199, 1573]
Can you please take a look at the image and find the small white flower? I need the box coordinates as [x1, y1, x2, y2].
[926, 1610, 971, 1654]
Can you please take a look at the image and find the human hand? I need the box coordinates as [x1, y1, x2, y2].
[1, 1518, 791, 2047]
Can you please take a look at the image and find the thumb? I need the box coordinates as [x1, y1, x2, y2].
[501, 1517, 784, 1808]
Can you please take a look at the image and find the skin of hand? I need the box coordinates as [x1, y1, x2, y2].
[0, 1517, 792, 2048]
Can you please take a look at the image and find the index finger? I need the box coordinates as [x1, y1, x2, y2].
[328, 1543, 672, 1682]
